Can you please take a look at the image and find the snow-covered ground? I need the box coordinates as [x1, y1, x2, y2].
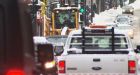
[92, 0, 140, 25]
[129, 0, 140, 10]
[93, 7, 122, 25]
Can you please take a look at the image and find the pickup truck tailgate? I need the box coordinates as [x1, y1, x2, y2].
[66, 54, 128, 73]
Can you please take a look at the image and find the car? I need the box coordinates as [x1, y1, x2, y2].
[33, 36, 58, 75]
[33, 35, 67, 56]
[114, 15, 134, 39]
[122, 6, 134, 15]
[57, 25, 140, 75]
[46, 35, 68, 55]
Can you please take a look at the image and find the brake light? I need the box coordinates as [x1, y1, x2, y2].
[58, 61, 65, 73]
[89, 25, 107, 28]
[128, 60, 136, 73]
[7, 69, 24, 75]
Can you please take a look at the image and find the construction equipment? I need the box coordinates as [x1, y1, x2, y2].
[40, 0, 51, 36]
[37, 0, 80, 36]
[46, 7, 79, 36]
[34, 0, 51, 36]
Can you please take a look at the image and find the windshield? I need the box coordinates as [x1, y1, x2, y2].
[54, 10, 76, 29]
[69, 35, 128, 50]
[116, 17, 130, 24]
[123, 6, 133, 9]
[46, 36, 67, 45]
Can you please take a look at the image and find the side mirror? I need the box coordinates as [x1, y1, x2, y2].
[134, 45, 140, 53]
[54, 45, 64, 56]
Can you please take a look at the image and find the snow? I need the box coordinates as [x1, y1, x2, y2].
[92, 0, 140, 25]
[93, 6, 122, 25]
[129, 0, 140, 10]
[33, 36, 48, 44]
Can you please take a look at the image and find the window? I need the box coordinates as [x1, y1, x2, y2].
[117, 18, 129, 24]
[70, 35, 128, 50]
[54, 10, 76, 29]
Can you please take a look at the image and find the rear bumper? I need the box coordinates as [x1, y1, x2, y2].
[58, 73, 136, 75]
[122, 11, 134, 15]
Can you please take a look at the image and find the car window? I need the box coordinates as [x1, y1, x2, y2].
[70, 35, 128, 50]
[55, 10, 76, 29]
[116, 17, 129, 24]
[115, 16, 132, 26]
[46, 36, 67, 45]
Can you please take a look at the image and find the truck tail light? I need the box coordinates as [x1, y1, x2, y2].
[6, 69, 24, 75]
[128, 60, 136, 73]
[58, 61, 65, 73]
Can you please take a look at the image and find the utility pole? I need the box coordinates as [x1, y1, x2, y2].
[42, 0, 47, 36]
[84, 0, 87, 26]
[91, 0, 93, 23]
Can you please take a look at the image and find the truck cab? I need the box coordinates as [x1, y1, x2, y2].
[57, 25, 139, 75]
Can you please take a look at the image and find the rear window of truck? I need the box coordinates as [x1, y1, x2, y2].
[69, 34, 128, 50]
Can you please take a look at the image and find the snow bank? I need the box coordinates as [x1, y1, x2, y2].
[129, 0, 140, 10]
[92, 0, 140, 24]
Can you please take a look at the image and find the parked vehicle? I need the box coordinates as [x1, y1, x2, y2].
[33, 36, 57, 75]
[114, 15, 134, 39]
[122, 6, 134, 15]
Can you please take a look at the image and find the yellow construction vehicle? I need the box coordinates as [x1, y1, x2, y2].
[39, 0, 79, 36]
[48, 7, 79, 36]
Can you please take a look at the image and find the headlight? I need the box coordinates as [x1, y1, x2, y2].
[122, 10, 125, 12]
[44, 60, 55, 69]
[128, 30, 134, 37]
[130, 9, 133, 12]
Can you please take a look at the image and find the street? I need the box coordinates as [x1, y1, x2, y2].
[132, 9, 140, 74]
[132, 9, 140, 47]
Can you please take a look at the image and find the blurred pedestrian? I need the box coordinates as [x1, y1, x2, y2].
[91, 3, 97, 17]
[92, 3, 97, 13]
[105, 1, 109, 10]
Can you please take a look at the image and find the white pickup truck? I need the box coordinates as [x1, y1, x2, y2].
[57, 25, 140, 75]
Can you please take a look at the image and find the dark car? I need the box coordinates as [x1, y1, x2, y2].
[33, 36, 58, 75]
[122, 6, 134, 15]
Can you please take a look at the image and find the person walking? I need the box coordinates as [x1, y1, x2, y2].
[91, 3, 97, 17]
